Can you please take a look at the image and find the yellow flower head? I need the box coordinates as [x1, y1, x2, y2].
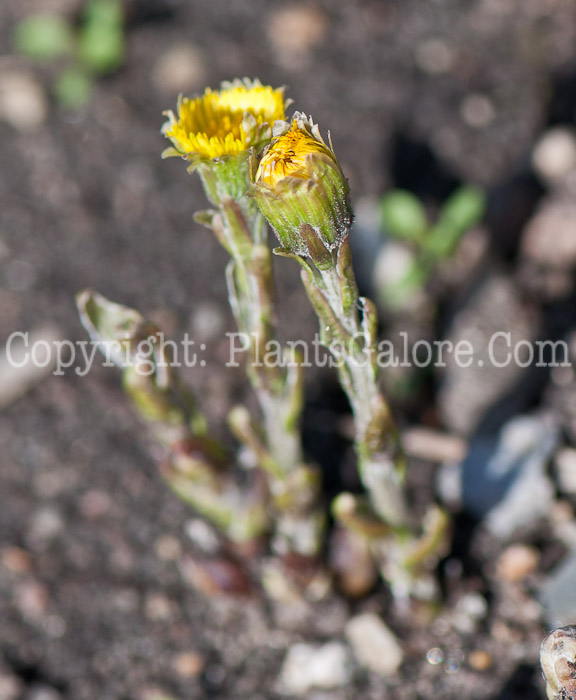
[163, 78, 286, 160]
[255, 119, 333, 187]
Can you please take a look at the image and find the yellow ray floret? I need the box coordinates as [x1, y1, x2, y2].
[255, 120, 333, 188]
[164, 80, 285, 159]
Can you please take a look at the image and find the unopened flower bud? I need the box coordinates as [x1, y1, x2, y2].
[251, 114, 352, 263]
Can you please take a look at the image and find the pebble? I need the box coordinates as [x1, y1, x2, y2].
[16, 580, 49, 619]
[278, 642, 352, 694]
[532, 127, 576, 184]
[28, 506, 65, 546]
[521, 197, 576, 268]
[345, 613, 404, 676]
[184, 518, 220, 553]
[24, 686, 61, 700]
[415, 39, 456, 75]
[171, 651, 204, 678]
[154, 535, 182, 561]
[460, 94, 496, 129]
[152, 43, 207, 94]
[266, 6, 328, 69]
[1, 546, 33, 574]
[373, 241, 424, 311]
[144, 593, 174, 621]
[0, 325, 65, 410]
[496, 544, 540, 583]
[0, 71, 48, 132]
[0, 673, 22, 700]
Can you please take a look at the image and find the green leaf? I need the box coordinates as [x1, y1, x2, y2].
[14, 14, 74, 60]
[78, 0, 125, 74]
[379, 190, 428, 242]
[78, 26, 125, 74]
[438, 186, 485, 233]
[54, 67, 92, 108]
[84, 0, 123, 26]
[425, 186, 485, 259]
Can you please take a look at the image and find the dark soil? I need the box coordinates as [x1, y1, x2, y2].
[2, 0, 576, 698]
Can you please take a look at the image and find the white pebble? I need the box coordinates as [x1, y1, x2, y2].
[0, 71, 48, 132]
[278, 642, 352, 694]
[345, 612, 404, 676]
[532, 127, 576, 184]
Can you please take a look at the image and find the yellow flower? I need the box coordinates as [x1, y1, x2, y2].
[163, 79, 285, 160]
[255, 119, 333, 187]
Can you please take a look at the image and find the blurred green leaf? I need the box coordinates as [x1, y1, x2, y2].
[78, 0, 125, 74]
[379, 190, 428, 242]
[84, 0, 124, 26]
[14, 14, 74, 60]
[425, 186, 485, 259]
[438, 185, 485, 232]
[54, 66, 92, 108]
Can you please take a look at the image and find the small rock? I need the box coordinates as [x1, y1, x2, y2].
[415, 39, 456, 75]
[555, 448, 576, 494]
[345, 612, 404, 676]
[0, 71, 48, 132]
[532, 127, 576, 184]
[372, 241, 424, 311]
[24, 686, 61, 700]
[460, 94, 496, 129]
[154, 535, 182, 561]
[451, 593, 488, 634]
[461, 413, 558, 538]
[0, 326, 65, 409]
[144, 593, 174, 621]
[496, 544, 540, 583]
[522, 196, 576, 268]
[16, 580, 49, 620]
[172, 651, 204, 678]
[541, 550, 576, 626]
[0, 672, 22, 700]
[152, 43, 207, 94]
[184, 518, 220, 553]
[1, 546, 33, 574]
[266, 6, 328, 69]
[278, 642, 352, 694]
[28, 507, 65, 546]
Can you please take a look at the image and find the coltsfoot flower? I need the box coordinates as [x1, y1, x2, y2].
[251, 113, 352, 263]
[162, 78, 286, 162]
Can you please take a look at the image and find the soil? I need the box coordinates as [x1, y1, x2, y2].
[2, 0, 576, 698]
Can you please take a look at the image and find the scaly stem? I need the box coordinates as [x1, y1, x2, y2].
[300, 235, 410, 529]
[198, 171, 324, 561]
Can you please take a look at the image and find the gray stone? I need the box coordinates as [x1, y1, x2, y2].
[345, 612, 404, 676]
[540, 550, 576, 626]
[461, 413, 558, 537]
